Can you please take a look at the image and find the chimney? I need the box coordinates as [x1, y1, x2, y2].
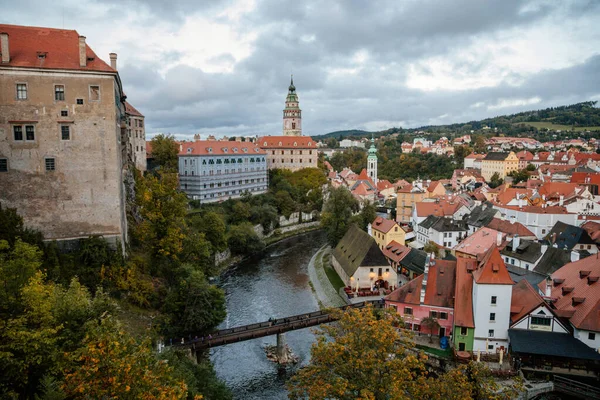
[420, 254, 431, 304]
[512, 235, 520, 252]
[78, 36, 87, 67]
[541, 243, 548, 254]
[571, 250, 580, 263]
[367, 223, 372, 237]
[559, 195, 564, 207]
[496, 231, 503, 247]
[545, 276, 552, 297]
[0, 32, 9, 63]
[109, 52, 117, 70]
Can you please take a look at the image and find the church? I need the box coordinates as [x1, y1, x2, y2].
[258, 78, 318, 171]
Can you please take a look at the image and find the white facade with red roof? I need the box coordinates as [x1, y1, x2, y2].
[178, 140, 268, 203]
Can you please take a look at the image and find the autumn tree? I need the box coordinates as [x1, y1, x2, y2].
[287, 305, 429, 400]
[132, 170, 189, 260]
[150, 134, 179, 171]
[320, 186, 359, 246]
[352, 201, 377, 232]
[287, 304, 523, 400]
[62, 317, 188, 399]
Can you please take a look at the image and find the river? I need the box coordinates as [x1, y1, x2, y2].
[211, 230, 327, 399]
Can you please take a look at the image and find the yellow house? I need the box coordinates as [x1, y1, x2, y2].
[395, 180, 446, 223]
[370, 216, 406, 248]
[481, 152, 519, 181]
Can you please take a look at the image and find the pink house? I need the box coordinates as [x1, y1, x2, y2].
[384, 257, 456, 338]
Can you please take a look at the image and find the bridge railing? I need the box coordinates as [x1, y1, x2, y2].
[554, 375, 600, 399]
[165, 300, 384, 350]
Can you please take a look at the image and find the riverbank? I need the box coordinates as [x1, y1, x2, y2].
[215, 222, 322, 277]
[307, 245, 347, 308]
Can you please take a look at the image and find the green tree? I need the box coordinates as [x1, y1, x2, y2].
[352, 201, 376, 232]
[320, 187, 359, 246]
[227, 222, 265, 256]
[507, 169, 529, 184]
[162, 267, 226, 337]
[423, 241, 440, 258]
[489, 172, 504, 189]
[230, 201, 252, 224]
[526, 163, 536, 171]
[150, 134, 179, 171]
[132, 170, 189, 260]
[192, 211, 228, 253]
[275, 190, 297, 218]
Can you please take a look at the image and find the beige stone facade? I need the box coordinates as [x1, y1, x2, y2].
[481, 151, 519, 181]
[259, 136, 318, 171]
[0, 25, 128, 246]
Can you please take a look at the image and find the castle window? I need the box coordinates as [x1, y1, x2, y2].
[45, 158, 56, 171]
[13, 126, 23, 141]
[76, 98, 84, 105]
[60, 125, 70, 140]
[61, 110, 68, 117]
[16, 83, 28, 100]
[54, 85, 65, 101]
[0, 159, 7, 172]
[89, 85, 100, 101]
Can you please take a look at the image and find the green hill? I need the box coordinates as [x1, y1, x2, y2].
[315, 101, 600, 141]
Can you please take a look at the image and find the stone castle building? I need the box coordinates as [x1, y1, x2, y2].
[0, 24, 141, 247]
[178, 140, 268, 203]
[125, 101, 146, 171]
[260, 78, 318, 171]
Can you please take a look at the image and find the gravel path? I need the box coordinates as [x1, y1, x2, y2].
[307, 245, 347, 308]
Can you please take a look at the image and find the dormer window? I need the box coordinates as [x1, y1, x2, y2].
[294, 142, 297, 146]
[223, 148, 228, 153]
[207, 147, 212, 153]
[243, 148, 248, 153]
[37, 52, 47, 59]
[233, 148, 238, 153]
[308, 142, 312, 146]
[187, 148, 192, 153]
[264, 142, 267, 146]
[279, 142, 282, 146]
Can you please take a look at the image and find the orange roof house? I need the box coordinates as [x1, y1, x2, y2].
[472, 247, 514, 285]
[539, 254, 600, 334]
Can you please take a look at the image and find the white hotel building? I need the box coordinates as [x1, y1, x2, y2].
[178, 140, 268, 203]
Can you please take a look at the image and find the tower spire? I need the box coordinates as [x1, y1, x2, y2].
[283, 77, 301, 136]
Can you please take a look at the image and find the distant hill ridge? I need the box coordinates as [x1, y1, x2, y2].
[314, 101, 600, 139]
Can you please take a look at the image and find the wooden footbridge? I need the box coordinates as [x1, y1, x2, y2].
[164, 300, 384, 352]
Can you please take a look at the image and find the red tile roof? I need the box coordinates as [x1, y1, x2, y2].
[258, 136, 316, 149]
[539, 254, 600, 331]
[385, 259, 457, 308]
[571, 172, 600, 186]
[377, 179, 394, 191]
[454, 227, 506, 258]
[510, 280, 547, 324]
[581, 221, 600, 242]
[486, 218, 535, 238]
[0, 24, 114, 72]
[537, 182, 581, 199]
[124, 101, 143, 117]
[414, 200, 462, 217]
[427, 180, 443, 193]
[381, 240, 411, 263]
[472, 247, 514, 285]
[494, 188, 531, 206]
[352, 181, 374, 196]
[179, 140, 266, 156]
[371, 216, 398, 234]
[454, 257, 477, 328]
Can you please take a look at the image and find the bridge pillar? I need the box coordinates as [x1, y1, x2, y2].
[276, 333, 286, 361]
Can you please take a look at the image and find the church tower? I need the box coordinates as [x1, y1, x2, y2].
[283, 76, 302, 136]
[367, 136, 378, 184]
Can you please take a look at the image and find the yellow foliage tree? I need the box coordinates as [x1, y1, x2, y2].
[287, 304, 522, 400]
[62, 318, 188, 399]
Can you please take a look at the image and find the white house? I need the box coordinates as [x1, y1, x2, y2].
[471, 248, 514, 353]
[500, 236, 546, 271]
[492, 204, 579, 239]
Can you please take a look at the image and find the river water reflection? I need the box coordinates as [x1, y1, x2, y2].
[211, 230, 327, 399]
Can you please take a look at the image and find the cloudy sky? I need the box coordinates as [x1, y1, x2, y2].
[4, 0, 600, 138]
